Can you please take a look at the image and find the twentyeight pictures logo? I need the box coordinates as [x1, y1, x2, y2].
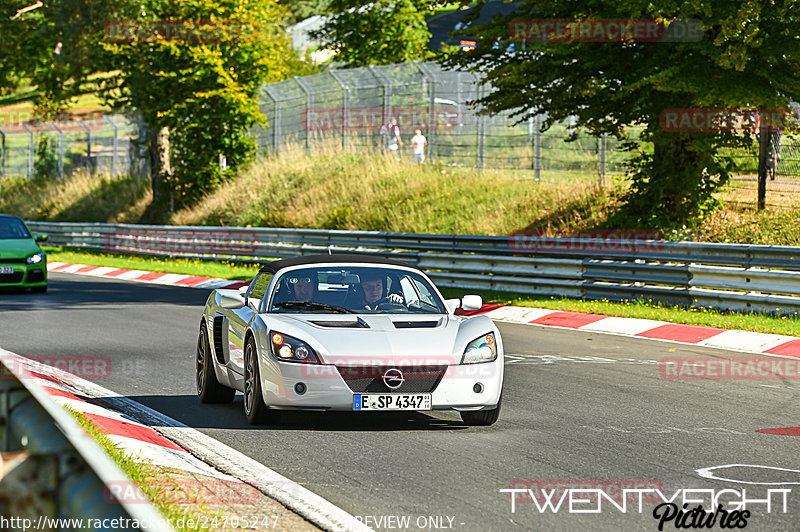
[501, 482, 791, 530]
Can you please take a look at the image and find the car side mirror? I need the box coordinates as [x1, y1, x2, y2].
[445, 298, 460, 314]
[460, 295, 483, 311]
[220, 293, 246, 310]
[35, 233, 48, 242]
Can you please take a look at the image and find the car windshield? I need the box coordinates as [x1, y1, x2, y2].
[0, 217, 31, 240]
[269, 266, 445, 314]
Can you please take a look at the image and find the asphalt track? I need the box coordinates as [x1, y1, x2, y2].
[2, 273, 800, 531]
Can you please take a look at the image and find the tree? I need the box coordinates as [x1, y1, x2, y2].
[310, 0, 435, 66]
[278, 0, 330, 26]
[102, 0, 290, 208]
[449, 1, 800, 229]
[1, 0, 125, 118]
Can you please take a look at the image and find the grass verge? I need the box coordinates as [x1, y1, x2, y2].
[71, 410, 220, 531]
[47, 248, 800, 338]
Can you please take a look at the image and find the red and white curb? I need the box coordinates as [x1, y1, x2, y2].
[0, 348, 370, 532]
[461, 304, 800, 359]
[47, 262, 247, 290]
[49, 261, 800, 359]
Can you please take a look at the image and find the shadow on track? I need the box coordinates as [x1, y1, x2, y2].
[0, 274, 210, 310]
[120, 394, 470, 432]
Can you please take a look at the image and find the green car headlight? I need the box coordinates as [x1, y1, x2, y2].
[26, 253, 44, 265]
[462, 333, 497, 364]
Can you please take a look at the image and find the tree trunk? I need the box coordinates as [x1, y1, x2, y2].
[148, 126, 171, 202]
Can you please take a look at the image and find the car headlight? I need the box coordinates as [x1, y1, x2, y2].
[26, 253, 44, 265]
[462, 333, 497, 364]
[269, 332, 320, 364]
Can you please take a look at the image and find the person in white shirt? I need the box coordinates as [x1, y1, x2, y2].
[410, 129, 428, 163]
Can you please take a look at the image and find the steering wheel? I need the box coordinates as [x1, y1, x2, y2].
[370, 296, 405, 310]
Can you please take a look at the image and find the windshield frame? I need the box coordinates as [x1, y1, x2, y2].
[263, 263, 447, 315]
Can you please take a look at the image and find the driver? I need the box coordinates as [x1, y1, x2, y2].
[290, 274, 318, 302]
[359, 271, 404, 311]
[293, 276, 316, 302]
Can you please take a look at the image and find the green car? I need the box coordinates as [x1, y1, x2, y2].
[0, 215, 48, 293]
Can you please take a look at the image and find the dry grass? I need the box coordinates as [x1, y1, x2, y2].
[0, 171, 151, 223]
[171, 143, 612, 235]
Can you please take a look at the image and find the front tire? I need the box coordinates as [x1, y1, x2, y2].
[460, 395, 502, 426]
[243, 336, 280, 425]
[197, 322, 235, 404]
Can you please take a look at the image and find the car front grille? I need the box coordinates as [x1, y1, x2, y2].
[337, 365, 448, 393]
[25, 269, 45, 283]
[0, 258, 26, 264]
[0, 272, 24, 284]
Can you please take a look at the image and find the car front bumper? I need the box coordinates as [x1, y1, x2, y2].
[0, 261, 47, 289]
[260, 357, 503, 412]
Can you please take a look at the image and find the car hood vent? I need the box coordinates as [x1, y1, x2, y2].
[310, 319, 370, 328]
[392, 320, 441, 329]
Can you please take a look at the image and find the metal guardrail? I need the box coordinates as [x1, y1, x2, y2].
[0, 348, 172, 531]
[28, 221, 800, 315]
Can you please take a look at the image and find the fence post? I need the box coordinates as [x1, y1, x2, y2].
[477, 84, 485, 171]
[533, 114, 542, 182]
[51, 123, 64, 179]
[295, 76, 313, 154]
[0, 127, 5, 178]
[415, 62, 436, 164]
[22, 123, 33, 178]
[329, 70, 350, 150]
[105, 116, 119, 176]
[78, 120, 93, 174]
[263, 85, 281, 153]
[598, 133, 607, 187]
[369, 65, 393, 132]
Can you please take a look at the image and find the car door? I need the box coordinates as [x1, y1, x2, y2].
[228, 273, 272, 375]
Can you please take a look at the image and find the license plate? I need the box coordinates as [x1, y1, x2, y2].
[0, 267, 14, 274]
[354, 394, 431, 411]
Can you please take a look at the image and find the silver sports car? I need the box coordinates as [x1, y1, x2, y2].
[196, 254, 504, 425]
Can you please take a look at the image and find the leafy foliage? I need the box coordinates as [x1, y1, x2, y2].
[102, 0, 291, 204]
[310, 0, 435, 66]
[449, 0, 800, 228]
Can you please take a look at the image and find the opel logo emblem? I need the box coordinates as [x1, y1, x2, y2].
[382, 368, 405, 390]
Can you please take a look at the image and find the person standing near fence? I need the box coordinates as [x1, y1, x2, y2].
[410, 129, 428, 163]
[381, 117, 402, 159]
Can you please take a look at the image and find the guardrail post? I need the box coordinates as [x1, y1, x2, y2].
[598, 133, 607, 187]
[22, 123, 34, 178]
[295, 76, 313, 154]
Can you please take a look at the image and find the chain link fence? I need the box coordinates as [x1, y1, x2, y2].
[0, 114, 148, 179]
[254, 61, 626, 183]
[1, 60, 797, 209]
